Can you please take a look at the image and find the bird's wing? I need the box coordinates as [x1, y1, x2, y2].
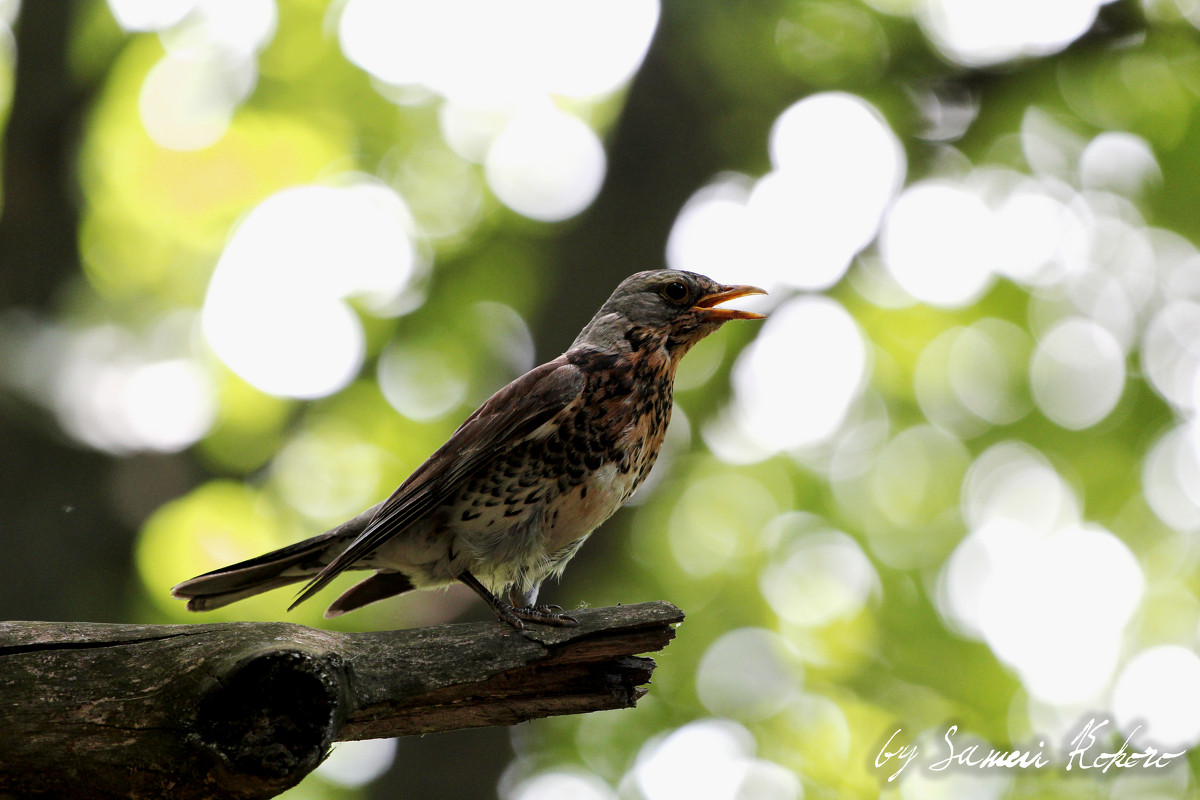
[288, 354, 586, 610]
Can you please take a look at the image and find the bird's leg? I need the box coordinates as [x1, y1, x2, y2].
[458, 571, 578, 630]
[458, 571, 525, 629]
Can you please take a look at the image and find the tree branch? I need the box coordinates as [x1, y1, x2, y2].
[0, 601, 683, 800]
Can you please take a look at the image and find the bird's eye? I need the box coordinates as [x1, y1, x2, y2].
[660, 281, 689, 304]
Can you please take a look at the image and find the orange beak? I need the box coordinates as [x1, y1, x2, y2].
[694, 284, 768, 321]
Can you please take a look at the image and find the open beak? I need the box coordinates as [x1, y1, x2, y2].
[694, 284, 768, 321]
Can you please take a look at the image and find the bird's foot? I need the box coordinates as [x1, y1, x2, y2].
[458, 571, 578, 630]
[491, 601, 578, 630]
[514, 604, 579, 627]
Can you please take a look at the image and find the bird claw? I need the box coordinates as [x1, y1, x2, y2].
[495, 603, 578, 630]
[521, 604, 578, 626]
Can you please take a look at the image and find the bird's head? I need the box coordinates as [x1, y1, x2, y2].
[573, 270, 766, 356]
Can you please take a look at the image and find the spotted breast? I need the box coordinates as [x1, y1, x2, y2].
[444, 341, 676, 595]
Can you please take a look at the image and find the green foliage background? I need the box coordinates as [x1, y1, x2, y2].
[2, 2, 1199, 799]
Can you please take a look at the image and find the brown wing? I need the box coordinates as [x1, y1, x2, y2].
[288, 355, 586, 610]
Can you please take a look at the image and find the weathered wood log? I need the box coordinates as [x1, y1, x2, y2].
[0, 601, 683, 800]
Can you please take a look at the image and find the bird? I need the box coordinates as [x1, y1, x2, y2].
[173, 269, 765, 629]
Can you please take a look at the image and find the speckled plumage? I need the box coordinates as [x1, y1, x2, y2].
[173, 270, 765, 628]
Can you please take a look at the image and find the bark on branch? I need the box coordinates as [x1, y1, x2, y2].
[0, 601, 683, 800]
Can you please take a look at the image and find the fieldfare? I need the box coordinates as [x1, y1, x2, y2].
[173, 269, 765, 629]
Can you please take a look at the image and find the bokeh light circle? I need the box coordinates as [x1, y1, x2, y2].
[630, 720, 797, 800]
[730, 295, 869, 453]
[1144, 424, 1200, 532]
[508, 771, 617, 800]
[339, 0, 659, 103]
[1113, 646, 1200, 750]
[696, 628, 800, 720]
[918, 0, 1109, 67]
[1030, 317, 1125, 429]
[944, 520, 1144, 704]
[202, 183, 417, 399]
[881, 180, 997, 307]
[760, 521, 877, 627]
[317, 738, 398, 788]
[485, 107, 607, 222]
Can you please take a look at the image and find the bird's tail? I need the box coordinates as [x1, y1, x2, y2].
[172, 502, 386, 612]
[171, 532, 344, 612]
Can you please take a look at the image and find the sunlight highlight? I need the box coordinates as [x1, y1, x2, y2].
[508, 770, 617, 800]
[272, 426, 389, 523]
[484, 106, 606, 222]
[338, 0, 658, 103]
[139, 51, 254, 150]
[666, 176, 755, 289]
[943, 443, 1144, 705]
[107, 0, 197, 32]
[729, 296, 869, 454]
[760, 519, 877, 627]
[696, 628, 800, 721]
[881, 180, 997, 307]
[2, 317, 218, 455]
[1143, 300, 1200, 411]
[202, 182, 418, 399]
[1079, 132, 1161, 197]
[961, 442, 1081, 535]
[914, 319, 1032, 437]
[631, 720, 800, 800]
[1144, 424, 1200, 532]
[130, 0, 277, 151]
[337, 0, 657, 222]
[667, 92, 903, 292]
[1030, 317, 1125, 429]
[918, 0, 1111, 67]
[377, 340, 470, 422]
[1113, 646, 1200, 750]
[316, 738, 397, 788]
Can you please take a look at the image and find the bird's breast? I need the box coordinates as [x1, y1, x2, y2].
[539, 365, 674, 551]
[445, 347, 677, 575]
[541, 462, 631, 551]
